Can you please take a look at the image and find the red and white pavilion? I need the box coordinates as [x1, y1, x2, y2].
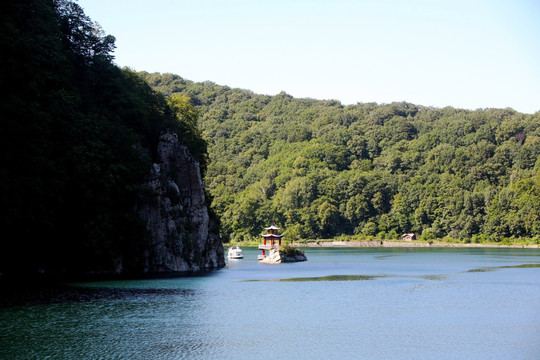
[258, 224, 284, 260]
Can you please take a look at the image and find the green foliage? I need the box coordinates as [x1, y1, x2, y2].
[535, 169, 540, 196]
[140, 68, 540, 243]
[280, 243, 304, 257]
[167, 93, 208, 174]
[0, 1, 208, 275]
[362, 222, 378, 236]
[420, 231, 436, 241]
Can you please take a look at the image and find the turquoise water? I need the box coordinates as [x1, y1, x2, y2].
[1, 247, 540, 359]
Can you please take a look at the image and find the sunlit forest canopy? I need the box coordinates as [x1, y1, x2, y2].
[141, 72, 540, 243]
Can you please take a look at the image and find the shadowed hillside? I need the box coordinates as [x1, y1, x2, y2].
[0, 1, 222, 278]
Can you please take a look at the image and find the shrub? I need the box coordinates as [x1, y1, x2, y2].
[420, 230, 435, 241]
[280, 243, 303, 256]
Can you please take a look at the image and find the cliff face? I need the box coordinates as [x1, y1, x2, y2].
[135, 132, 225, 273]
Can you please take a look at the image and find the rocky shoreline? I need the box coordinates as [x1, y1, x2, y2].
[259, 248, 308, 263]
[291, 240, 539, 248]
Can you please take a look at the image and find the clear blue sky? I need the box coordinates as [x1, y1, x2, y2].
[77, 0, 540, 114]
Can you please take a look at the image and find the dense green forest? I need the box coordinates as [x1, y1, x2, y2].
[2, 0, 538, 280]
[140, 73, 540, 244]
[0, 0, 206, 276]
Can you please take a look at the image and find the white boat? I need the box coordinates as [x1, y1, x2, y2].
[228, 246, 244, 259]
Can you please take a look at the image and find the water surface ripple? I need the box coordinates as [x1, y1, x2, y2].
[1, 247, 539, 359]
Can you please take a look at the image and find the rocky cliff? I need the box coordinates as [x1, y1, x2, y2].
[134, 132, 225, 273]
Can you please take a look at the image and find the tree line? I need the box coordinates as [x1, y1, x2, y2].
[0, 1, 205, 276]
[140, 72, 540, 244]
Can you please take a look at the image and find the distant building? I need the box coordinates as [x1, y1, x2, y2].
[258, 224, 283, 260]
[401, 233, 415, 241]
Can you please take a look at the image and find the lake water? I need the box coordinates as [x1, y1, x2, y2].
[1, 247, 540, 359]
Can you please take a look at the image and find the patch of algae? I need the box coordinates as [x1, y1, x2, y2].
[244, 274, 384, 282]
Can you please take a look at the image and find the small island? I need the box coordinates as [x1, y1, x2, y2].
[258, 225, 307, 263]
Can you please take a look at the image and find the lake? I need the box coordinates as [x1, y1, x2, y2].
[1, 247, 540, 359]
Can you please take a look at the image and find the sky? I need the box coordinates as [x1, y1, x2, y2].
[77, 0, 540, 114]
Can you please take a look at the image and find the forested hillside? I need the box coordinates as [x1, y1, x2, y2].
[0, 1, 209, 276]
[141, 72, 540, 244]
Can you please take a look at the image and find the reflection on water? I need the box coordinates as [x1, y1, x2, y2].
[1, 247, 540, 360]
[0, 285, 199, 307]
[245, 273, 452, 282]
[503, 263, 540, 268]
[466, 267, 498, 272]
[418, 274, 448, 281]
[466, 263, 540, 273]
[244, 274, 383, 282]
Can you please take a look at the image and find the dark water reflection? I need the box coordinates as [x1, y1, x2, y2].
[0, 285, 198, 307]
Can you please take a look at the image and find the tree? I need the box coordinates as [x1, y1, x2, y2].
[168, 94, 199, 128]
[317, 201, 340, 237]
[0, 0, 210, 275]
[139, 68, 540, 243]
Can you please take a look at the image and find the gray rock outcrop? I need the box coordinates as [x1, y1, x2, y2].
[260, 248, 307, 264]
[134, 132, 225, 273]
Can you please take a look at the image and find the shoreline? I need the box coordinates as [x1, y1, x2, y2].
[290, 240, 539, 249]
